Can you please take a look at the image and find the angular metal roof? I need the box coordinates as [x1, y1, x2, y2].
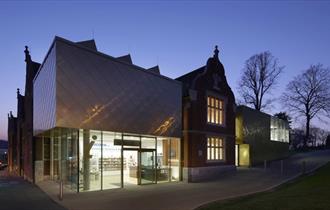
[34, 36, 182, 137]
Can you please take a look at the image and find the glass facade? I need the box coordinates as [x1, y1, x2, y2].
[270, 117, 290, 143]
[42, 128, 78, 191]
[41, 128, 181, 192]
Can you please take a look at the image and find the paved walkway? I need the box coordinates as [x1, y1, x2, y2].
[38, 150, 330, 210]
[0, 170, 66, 210]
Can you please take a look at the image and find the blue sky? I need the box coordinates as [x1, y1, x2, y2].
[0, 1, 329, 140]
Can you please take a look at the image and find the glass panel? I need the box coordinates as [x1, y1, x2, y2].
[43, 137, 50, 176]
[60, 128, 78, 191]
[220, 148, 223, 160]
[102, 131, 121, 189]
[140, 150, 156, 185]
[79, 129, 101, 191]
[211, 97, 214, 107]
[53, 134, 60, 180]
[60, 131, 67, 185]
[215, 109, 219, 124]
[123, 150, 138, 185]
[170, 138, 180, 181]
[141, 137, 156, 149]
[220, 110, 223, 124]
[156, 138, 170, 183]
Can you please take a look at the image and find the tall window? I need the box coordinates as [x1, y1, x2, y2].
[207, 96, 224, 125]
[207, 137, 224, 161]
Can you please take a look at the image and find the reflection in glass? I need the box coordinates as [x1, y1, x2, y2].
[170, 138, 180, 181]
[102, 131, 121, 189]
[79, 129, 101, 191]
[156, 138, 170, 182]
[123, 150, 138, 185]
[141, 137, 156, 149]
[42, 128, 181, 192]
[140, 150, 156, 184]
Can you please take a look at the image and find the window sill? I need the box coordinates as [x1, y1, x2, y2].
[207, 122, 226, 127]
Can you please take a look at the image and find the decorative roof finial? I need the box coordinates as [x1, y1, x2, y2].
[17, 88, 20, 98]
[213, 45, 219, 59]
[24, 45, 31, 62]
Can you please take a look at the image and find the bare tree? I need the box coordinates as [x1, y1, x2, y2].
[238, 51, 284, 111]
[282, 64, 330, 147]
[274, 112, 292, 126]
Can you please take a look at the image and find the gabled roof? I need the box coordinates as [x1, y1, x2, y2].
[148, 65, 161, 74]
[34, 36, 180, 85]
[76, 40, 97, 51]
[175, 66, 204, 83]
[116, 54, 133, 64]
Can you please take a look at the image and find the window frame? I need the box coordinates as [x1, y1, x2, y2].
[206, 137, 225, 162]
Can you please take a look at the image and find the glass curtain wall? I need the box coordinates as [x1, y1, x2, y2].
[45, 128, 78, 191]
[102, 131, 122, 189]
[59, 128, 78, 191]
[46, 128, 181, 192]
[156, 138, 170, 182]
[169, 139, 180, 181]
[79, 129, 102, 191]
[140, 137, 156, 185]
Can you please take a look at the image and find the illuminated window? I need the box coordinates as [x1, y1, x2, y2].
[207, 96, 224, 125]
[207, 137, 224, 161]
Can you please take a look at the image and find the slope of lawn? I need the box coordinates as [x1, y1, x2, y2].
[198, 162, 330, 210]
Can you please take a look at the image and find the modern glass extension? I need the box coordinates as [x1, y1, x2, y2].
[39, 127, 181, 192]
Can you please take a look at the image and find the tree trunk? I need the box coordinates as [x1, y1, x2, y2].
[305, 115, 310, 148]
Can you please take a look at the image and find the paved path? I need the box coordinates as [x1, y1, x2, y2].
[0, 170, 67, 210]
[38, 150, 330, 210]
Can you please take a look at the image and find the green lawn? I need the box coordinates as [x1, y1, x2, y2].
[198, 163, 330, 210]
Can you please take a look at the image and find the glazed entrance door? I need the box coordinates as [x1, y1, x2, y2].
[139, 150, 156, 185]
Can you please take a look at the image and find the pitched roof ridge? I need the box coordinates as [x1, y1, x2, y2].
[116, 54, 133, 64]
[52, 36, 180, 84]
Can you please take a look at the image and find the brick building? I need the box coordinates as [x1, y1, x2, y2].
[177, 46, 236, 181]
[7, 47, 40, 181]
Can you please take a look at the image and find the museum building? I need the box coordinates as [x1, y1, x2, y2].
[32, 37, 182, 191]
[8, 36, 241, 191]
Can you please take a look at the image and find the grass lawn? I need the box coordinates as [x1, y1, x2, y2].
[198, 162, 330, 210]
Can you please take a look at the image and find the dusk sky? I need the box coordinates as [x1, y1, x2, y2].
[0, 1, 329, 140]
